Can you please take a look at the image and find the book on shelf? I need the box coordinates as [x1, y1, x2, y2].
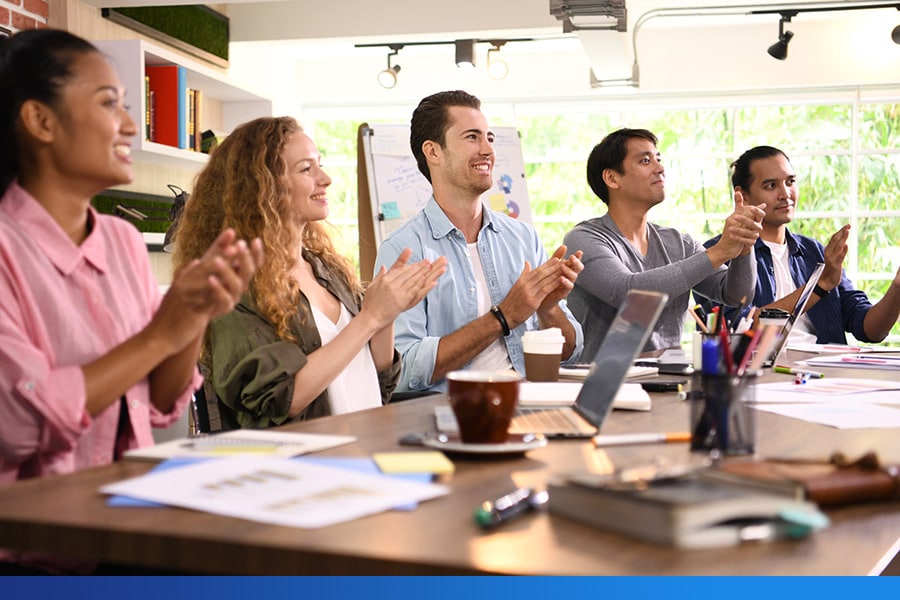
[702, 454, 900, 508]
[145, 64, 187, 149]
[548, 472, 828, 549]
[192, 88, 202, 151]
[143, 75, 151, 141]
[187, 88, 195, 151]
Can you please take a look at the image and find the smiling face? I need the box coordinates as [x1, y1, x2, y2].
[606, 136, 666, 209]
[737, 153, 797, 232]
[46, 51, 137, 193]
[429, 105, 495, 198]
[283, 130, 332, 228]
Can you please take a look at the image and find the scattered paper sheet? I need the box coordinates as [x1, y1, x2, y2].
[753, 402, 900, 429]
[124, 429, 357, 462]
[752, 378, 900, 404]
[787, 342, 898, 353]
[801, 353, 900, 371]
[101, 456, 448, 528]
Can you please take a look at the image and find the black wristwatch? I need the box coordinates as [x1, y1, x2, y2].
[812, 284, 831, 298]
[489, 305, 511, 337]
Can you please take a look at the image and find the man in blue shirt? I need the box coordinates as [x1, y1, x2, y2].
[704, 145, 900, 344]
[374, 90, 584, 393]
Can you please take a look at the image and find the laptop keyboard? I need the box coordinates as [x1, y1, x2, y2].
[510, 407, 595, 435]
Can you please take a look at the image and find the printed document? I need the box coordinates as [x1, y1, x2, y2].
[101, 456, 449, 528]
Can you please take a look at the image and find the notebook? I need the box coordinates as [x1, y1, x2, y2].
[507, 289, 668, 439]
[761, 262, 825, 368]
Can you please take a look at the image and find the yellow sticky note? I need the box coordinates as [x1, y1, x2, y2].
[372, 451, 455, 475]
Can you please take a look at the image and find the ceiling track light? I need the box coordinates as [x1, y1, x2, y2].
[356, 38, 533, 80]
[486, 41, 508, 80]
[893, 7, 900, 44]
[767, 12, 796, 61]
[377, 44, 403, 89]
[455, 39, 476, 69]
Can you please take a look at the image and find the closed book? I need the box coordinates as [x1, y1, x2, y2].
[187, 88, 196, 151]
[192, 88, 202, 151]
[144, 75, 151, 141]
[548, 473, 826, 549]
[177, 66, 188, 149]
[704, 455, 900, 507]
[145, 65, 181, 148]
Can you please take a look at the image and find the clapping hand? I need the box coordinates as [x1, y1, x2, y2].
[362, 248, 447, 328]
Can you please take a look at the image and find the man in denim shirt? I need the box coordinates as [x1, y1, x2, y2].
[704, 145, 900, 344]
[374, 91, 584, 393]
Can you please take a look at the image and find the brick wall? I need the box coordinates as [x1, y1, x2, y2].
[1, 0, 49, 33]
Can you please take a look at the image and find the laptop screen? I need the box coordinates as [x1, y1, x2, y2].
[764, 261, 825, 365]
[574, 289, 668, 427]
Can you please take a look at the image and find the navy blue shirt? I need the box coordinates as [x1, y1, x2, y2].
[701, 229, 873, 344]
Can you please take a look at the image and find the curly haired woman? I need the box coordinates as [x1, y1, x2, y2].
[174, 117, 445, 429]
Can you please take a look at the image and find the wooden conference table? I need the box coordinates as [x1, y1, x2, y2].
[0, 349, 898, 575]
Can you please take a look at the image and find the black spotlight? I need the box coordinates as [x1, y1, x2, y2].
[767, 16, 794, 60]
[892, 24, 900, 45]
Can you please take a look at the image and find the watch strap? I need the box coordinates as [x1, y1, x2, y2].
[813, 284, 831, 298]
[489, 305, 511, 337]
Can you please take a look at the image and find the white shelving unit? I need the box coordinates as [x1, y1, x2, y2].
[94, 39, 272, 168]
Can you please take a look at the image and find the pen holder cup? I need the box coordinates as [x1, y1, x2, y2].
[691, 332, 743, 370]
[689, 373, 756, 456]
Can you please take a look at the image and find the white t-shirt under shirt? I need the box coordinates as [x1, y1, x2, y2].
[309, 302, 382, 415]
[762, 239, 817, 342]
[466, 242, 514, 372]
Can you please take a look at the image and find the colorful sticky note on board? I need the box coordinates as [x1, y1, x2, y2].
[372, 451, 455, 476]
[381, 201, 401, 220]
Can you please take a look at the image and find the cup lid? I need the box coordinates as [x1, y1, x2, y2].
[447, 370, 521, 383]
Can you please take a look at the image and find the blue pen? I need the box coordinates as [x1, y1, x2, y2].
[701, 337, 721, 375]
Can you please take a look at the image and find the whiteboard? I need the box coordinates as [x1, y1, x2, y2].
[359, 123, 532, 246]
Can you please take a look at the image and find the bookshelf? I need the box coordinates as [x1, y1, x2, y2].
[94, 39, 272, 168]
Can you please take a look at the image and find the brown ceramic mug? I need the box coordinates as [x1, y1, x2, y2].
[446, 371, 521, 444]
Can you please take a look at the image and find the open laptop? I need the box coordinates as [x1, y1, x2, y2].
[504, 289, 669, 439]
[761, 262, 825, 368]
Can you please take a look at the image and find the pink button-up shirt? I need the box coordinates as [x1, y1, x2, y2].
[0, 183, 197, 485]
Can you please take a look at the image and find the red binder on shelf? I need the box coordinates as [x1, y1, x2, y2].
[145, 64, 187, 149]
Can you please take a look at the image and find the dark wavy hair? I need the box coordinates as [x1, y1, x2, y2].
[0, 29, 98, 195]
[409, 90, 481, 183]
[586, 128, 658, 205]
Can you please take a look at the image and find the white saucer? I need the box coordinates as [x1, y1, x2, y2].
[422, 433, 547, 455]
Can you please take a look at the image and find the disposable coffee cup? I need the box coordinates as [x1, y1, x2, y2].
[522, 328, 565, 382]
[446, 371, 521, 444]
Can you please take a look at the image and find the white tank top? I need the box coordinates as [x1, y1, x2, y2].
[309, 302, 382, 414]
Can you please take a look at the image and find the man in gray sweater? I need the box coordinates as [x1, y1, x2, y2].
[563, 128, 764, 356]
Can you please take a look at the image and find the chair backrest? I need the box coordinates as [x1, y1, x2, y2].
[189, 385, 211, 436]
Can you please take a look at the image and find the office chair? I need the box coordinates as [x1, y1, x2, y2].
[188, 385, 211, 436]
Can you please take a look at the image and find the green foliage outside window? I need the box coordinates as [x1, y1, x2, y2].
[306, 97, 900, 343]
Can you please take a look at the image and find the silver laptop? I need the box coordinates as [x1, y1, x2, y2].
[761, 262, 825, 368]
[505, 289, 669, 438]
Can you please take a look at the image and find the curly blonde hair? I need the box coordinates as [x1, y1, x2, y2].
[172, 116, 360, 342]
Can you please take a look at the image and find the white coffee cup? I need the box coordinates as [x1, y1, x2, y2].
[522, 328, 565, 382]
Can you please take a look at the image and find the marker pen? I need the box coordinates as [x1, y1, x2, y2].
[474, 487, 549, 529]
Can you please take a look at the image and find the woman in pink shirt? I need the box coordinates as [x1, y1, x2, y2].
[0, 27, 263, 557]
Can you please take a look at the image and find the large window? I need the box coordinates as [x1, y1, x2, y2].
[303, 90, 900, 343]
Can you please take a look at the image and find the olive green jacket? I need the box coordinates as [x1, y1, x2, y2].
[202, 252, 400, 431]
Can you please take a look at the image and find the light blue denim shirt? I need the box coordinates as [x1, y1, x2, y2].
[374, 196, 584, 393]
